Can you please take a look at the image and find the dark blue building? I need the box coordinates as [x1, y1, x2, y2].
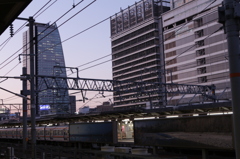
[23, 23, 70, 116]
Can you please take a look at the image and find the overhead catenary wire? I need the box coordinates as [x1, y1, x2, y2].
[0, 0, 55, 52]
[25, 6, 224, 77]
[36, 0, 95, 46]
[36, 0, 84, 39]
[1, 16, 109, 77]
[1, 0, 221, 80]
[115, 25, 223, 80]
[0, 0, 86, 68]
[34, 0, 58, 19]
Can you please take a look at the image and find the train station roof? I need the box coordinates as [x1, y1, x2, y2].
[0, 0, 32, 35]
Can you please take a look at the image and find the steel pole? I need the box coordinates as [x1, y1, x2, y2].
[29, 16, 36, 159]
[224, 0, 240, 157]
[22, 67, 28, 158]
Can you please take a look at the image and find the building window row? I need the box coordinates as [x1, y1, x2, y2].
[113, 47, 158, 66]
[112, 23, 158, 46]
[113, 55, 160, 73]
[164, 31, 175, 41]
[165, 41, 176, 50]
[113, 39, 159, 58]
[114, 62, 158, 81]
[166, 58, 177, 66]
[165, 50, 176, 58]
[112, 31, 159, 52]
[113, 56, 160, 76]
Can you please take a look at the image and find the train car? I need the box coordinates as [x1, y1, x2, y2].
[27, 127, 31, 140]
[0, 128, 17, 139]
[36, 126, 46, 141]
[45, 125, 69, 142]
[16, 127, 23, 139]
[0, 128, 8, 138]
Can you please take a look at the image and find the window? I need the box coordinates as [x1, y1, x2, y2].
[196, 49, 205, 56]
[195, 30, 204, 38]
[164, 31, 175, 41]
[167, 75, 178, 81]
[165, 51, 176, 58]
[194, 18, 203, 27]
[196, 40, 204, 47]
[165, 41, 176, 50]
[197, 58, 206, 65]
[197, 67, 206, 74]
[198, 76, 207, 83]
[166, 59, 177, 66]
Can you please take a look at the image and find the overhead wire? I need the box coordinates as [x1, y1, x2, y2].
[1, 0, 223, 88]
[83, 27, 222, 81]
[115, 1, 220, 79]
[36, 0, 94, 45]
[34, 0, 58, 18]
[0, 1, 97, 104]
[68, 59, 112, 76]
[0, 0, 85, 68]
[0, 0, 55, 52]
[1, 1, 225, 106]
[0, 0, 95, 73]
[36, 0, 84, 39]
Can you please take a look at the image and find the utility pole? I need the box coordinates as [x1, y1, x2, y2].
[219, 0, 240, 158]
[21, 67, 29, 158]
[29, 16, 36, 159]
[17, 16, 36, 158]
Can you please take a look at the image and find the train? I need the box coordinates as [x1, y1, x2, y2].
[0, 122, 118, 144]
[0, 125, 69, 142]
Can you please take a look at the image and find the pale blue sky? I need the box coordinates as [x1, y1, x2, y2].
[0, 0, 138, 110]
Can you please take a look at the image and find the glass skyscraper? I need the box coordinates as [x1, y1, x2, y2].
[23, 23, 70, 116]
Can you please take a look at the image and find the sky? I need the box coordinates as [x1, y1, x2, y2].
[0, 0, 138, 112]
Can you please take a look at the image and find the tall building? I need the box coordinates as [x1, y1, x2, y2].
[111, 0, 170, 109]
[162, 0, 231, 105]
[23, 23, 70, 116]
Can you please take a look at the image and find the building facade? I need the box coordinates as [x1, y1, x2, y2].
[162, 0, 231, 105]
[23, 23, 70, 116]
[69, 96, 76, 114]
[169, 0, 195, 9]
[111, 0, 170, 109]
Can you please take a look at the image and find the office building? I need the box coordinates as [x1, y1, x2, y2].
[23, 23, 70, 116]
[111, 0, 170, 109]
[162, 0, 231, 105]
